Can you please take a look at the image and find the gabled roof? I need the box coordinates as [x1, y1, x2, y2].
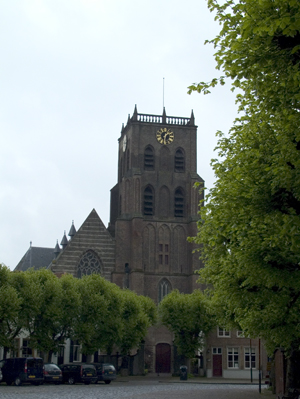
[14, 246, 55, 271]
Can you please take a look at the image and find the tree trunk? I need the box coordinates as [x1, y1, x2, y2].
[3, 347, 9, 359]
[285, 345, 300, 391]
[47, 350, 53, 363]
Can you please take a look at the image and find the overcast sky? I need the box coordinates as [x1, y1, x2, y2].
[0, 0, 238, 269]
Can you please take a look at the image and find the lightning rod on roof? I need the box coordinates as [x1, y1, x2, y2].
[163, 77, 165, 109]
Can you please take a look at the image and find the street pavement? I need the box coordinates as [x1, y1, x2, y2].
[0, 375, 275, 399]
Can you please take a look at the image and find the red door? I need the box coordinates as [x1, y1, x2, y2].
[156, 343, 171, 373]
[213, 354, 223, 377]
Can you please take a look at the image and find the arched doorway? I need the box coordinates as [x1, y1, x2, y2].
[155, 343, 171, 373]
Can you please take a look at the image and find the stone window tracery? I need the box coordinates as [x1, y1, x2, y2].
[158, 278, 171, 302]
[77, 250, 102, 278]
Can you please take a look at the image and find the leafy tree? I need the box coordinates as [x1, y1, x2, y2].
[159, 290, 215, 358]
[73, 274, 123, 356]
[188, 0, 300, 385]
[3, 268, 43, 358]
[27, 270, 81, 362]
[117, 290, 157, 356]
[0, 264, 21, 357]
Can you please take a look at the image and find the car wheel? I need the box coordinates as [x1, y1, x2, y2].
[68, 377, 75, 385]
[104, 380, 111, 384]
[14, 377, 22, 386]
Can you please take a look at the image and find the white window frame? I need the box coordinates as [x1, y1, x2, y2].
[218, 327, 231, 337]
[244, 347, 256, 369]
[236, 330, 244, 338]
[227, 347, 239, 369]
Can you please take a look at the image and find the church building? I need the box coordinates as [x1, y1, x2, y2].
[15, 105, 204, 374]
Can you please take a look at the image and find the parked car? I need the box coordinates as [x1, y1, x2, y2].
[43, 363, 62, 384]
[0, 357, 44, 386]
[92, 363, 116, 384]
[60, 363, 98, 385]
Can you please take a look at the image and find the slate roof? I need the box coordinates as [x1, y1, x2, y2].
[14, 246, 55, 271]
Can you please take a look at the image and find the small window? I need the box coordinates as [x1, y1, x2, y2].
[70, 340, 80, 362]
[144, 146, 154, 170]
[228, 347, 239, 368]
[158, 242, 169, 266]
[174, 188, 185, 217]
[175, 149, 185, 172]
[144, 186, 154, 215]
[213, 347, 222, 354]
[237, 330, 244, 337]
[22, 339, 32, 357]
[218, 327, 231, 337]
[244, 347, 256, 369]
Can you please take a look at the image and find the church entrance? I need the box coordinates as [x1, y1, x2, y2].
[155, 343, 171, 373]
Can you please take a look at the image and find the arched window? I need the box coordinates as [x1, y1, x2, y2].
[77, 250, 102, 278]
[144, 186, 154, 216]
[144, 146, 154, 170]
[174, 148, 185, 172]
[174, 188, 185, 217]
[126, 149, 130, 171]
[119, 158, 123, 181]
[158, 278, 171, 302]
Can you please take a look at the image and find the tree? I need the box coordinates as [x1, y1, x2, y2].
[188, 0, 300, 386]
[73, 273, 123, 356]
[159, 290, 215, 359]
[117, 290, 157, 357]
[27, 270, 81, 362]
[0, 264, 21, 357]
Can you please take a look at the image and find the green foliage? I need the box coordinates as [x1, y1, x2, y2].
[159, 290, 215, 358]
[0, 267, 157, 358]
[73, 274, 123, 355]
[189, 0, 300, 354]
[117, 290, 157, 356]
[0, 264, 21, 350]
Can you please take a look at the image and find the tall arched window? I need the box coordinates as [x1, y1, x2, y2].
[174, 148, 185, 172]
[144, 186, 154, 216]
[77, 250, 102, 278]
[174, 188, 185, 217]
[158, 278, 171, 302]
[126, 149, 130, 171]
[144, 146, 154, 170]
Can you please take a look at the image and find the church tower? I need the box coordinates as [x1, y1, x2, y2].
[109, 105, 203, 373]
[110, 105, 203, 297]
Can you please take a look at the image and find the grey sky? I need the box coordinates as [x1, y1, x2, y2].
[0, 0, 237, 269]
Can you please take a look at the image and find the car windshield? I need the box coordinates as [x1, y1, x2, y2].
[45, 364, 60, 371]
[27, 359, 43, 369]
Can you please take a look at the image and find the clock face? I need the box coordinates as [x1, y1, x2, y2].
[122, 135, 127, 152]
[156, 128, 174, 145]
